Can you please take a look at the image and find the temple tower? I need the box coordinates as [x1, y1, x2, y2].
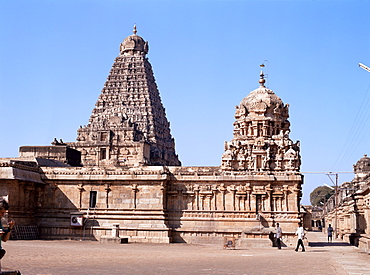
[70, 26, 181, 167]
[221, 69, 301, 172]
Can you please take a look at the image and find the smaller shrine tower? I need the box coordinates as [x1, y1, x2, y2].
[69, 26, 181, 167]
[221, 69, 301, 172]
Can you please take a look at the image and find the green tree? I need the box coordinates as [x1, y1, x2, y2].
[310, 186, 334, 206]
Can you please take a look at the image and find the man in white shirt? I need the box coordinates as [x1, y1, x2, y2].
[295, 222, 305, 252]
[275, 223, 282, 249]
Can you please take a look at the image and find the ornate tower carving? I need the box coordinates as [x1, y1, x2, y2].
[221, 70, 301, 171]
[70, 26, 181, 167]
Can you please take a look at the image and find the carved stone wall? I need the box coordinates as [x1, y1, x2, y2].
[166, 167, 302, 244]
[323, 155, 370, 252]
[1, 161, 302, 244]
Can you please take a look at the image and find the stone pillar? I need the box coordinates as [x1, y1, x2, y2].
[219, 184, 227, 211]
[177, 187, 182, 210]
[265, 186, 272, 212]
[262, 195, 266, 212]
[161, 183, 167, 210]
[105, 184, 111, 209]
[212, 188, 218, 210]
[241, 195, 246, 211]
[272, 197, 277, 212]
[77, 184, 85, 210]
[230, 186, 237, 211]
[251, 194, 256, 212]
[263, 121, 268, 136]
[194, 187, 200, 210]
[236, 195, 241, 211]
[293, 184, 301, 212]
[200, 195, 205, 210]
[132, 184, 138, 209]
[283, 187, 289, 211]
[189, 194, 195, 210]
[246, 188, 252, 211]
[207, 195, 212, 210]
[278, 197, 283, 212]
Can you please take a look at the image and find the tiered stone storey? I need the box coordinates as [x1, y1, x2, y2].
[69, 26, 181, 167]
[0, 28, 303, 246]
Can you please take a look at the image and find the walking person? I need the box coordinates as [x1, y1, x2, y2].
[295, 222, 305, 252]
[275, 223, 283, 249]
[327, 224, 334, 243]
[0, 198, 15, 271]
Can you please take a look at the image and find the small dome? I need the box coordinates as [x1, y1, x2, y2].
[354, 154, 370, 173]
[239, 71, 284, 115]
[240, 86, 283, 113]
[120, 25, 148, 55]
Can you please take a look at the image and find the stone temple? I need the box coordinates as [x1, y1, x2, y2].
[0, 27, 303, 246]
[69, 26, 180, 168]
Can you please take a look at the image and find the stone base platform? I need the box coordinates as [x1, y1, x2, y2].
[237, 238, 273, 247]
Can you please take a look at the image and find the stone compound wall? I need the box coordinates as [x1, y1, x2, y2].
[1, 163, 302, 245]
[11, 165, 301, 245]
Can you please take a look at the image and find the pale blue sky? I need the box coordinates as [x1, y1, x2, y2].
[1, 0, 370, 205]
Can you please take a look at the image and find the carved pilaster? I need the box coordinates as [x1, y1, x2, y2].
[105, 184, 111, 208]
[265, 184, 272, 212]
[219, 184, 227, 211]
[246, 184, 252, 211]
[132, 184, 138, 209]
[77, 183, 85, 210]
[194, 185, 200, 211]
[212, 187, 218, 211]
[283, 185, 289, 211]
[230, 185, 237, 211]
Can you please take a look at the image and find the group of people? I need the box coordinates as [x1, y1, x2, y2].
[274, 222, 305, 251]
[275, 222, 334, 251]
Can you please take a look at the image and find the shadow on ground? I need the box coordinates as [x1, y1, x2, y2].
[309, 242, 352, 247]
[305, 249, 330, 253]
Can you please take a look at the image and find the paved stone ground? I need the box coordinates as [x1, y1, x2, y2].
[1, 231, 369, 275]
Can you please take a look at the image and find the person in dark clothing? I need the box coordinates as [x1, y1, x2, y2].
[327, 224, 334, 243]
[0, 198, 15, 261]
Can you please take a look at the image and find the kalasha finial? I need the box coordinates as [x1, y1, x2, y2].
[259, 70, 266, 87]
[133, 24, 137, 35]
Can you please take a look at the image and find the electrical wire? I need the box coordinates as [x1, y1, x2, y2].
[332, 83, 370, 171]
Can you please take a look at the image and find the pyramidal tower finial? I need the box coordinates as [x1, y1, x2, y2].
[259, 70, 266, 87]
[133, 24, 137, 35]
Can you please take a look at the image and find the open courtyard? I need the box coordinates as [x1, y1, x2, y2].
[1, 232, 370, 275]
